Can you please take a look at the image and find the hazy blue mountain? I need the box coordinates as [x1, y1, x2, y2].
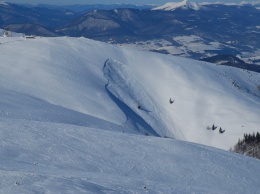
[0, 2, 78, 36]
[1, 2, 259, 68]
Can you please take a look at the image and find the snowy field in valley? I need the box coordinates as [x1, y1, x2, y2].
[116, 35, 260, 64]
[0, 36, 260, 193]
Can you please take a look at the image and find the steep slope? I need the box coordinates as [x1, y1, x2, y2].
[0, 36, 259, 150]
[103, 59, 183, 138]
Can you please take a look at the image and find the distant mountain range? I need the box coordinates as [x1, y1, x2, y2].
[0, 2, 153, 36]
[153, 0, 200, 11]
[1, 1, 259, 68]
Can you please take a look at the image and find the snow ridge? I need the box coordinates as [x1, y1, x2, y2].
[103, 58, 183, 138]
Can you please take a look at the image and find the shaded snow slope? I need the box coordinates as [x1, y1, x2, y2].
[0, 118, 260, 193]
[0, 36, 260, 150]
[103, 59, 183, 138]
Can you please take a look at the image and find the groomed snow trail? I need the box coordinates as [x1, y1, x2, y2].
[0, 119, 260, 194]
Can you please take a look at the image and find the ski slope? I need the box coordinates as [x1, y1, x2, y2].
[0, 36, 259, 149]
[1, 118, 260, 193]
[0, 36, 260, 193]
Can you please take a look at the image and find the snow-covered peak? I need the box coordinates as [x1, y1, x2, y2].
[153, 0, 200, 11]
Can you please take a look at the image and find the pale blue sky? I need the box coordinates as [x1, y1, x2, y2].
[3, 0, 251, 5]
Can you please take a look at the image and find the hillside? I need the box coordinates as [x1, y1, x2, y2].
[0, 36, 260, 193]
[1, 118, 260, 193]
[0, 36, 259, 149]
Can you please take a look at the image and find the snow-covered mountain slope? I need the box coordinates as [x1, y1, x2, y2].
[153, 0, 200, 11]
[0, 118, 260, 193]
[0, 36, 259, 150]
[0, 36, 260, 193]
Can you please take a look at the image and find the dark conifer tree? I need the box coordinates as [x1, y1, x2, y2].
[231, 132, 260, 160]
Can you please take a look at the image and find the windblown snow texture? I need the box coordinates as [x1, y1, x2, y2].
[103, 58, 181, 138]
[0, 36, 259, 149]
[0, 35, 260, 193]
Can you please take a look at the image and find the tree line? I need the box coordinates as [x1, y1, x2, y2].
[231, 132, 260, 160]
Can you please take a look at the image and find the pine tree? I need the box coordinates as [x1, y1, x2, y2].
[231, 132, 260, 160]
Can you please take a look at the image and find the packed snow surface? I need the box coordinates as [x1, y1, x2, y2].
[1, 118, 260, 193]
[0, 36, 260, 193]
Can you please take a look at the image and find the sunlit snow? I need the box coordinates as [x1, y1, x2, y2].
[0, 35, 260, 193]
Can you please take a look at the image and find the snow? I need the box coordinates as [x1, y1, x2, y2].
[0, 36, 260, 193]
[173, 35, 222, 54]
[117, 35, 221, 58]
[103, 58, 183, 138]
[0, 29, 24, 37]
[241, 49, 260, 65]
[117, 35, 259, 65]
[116, 39, 173, 52]
[1, 119, 260, 193]
[0, 36, 260, 148]
[153, 0, 200, 11]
